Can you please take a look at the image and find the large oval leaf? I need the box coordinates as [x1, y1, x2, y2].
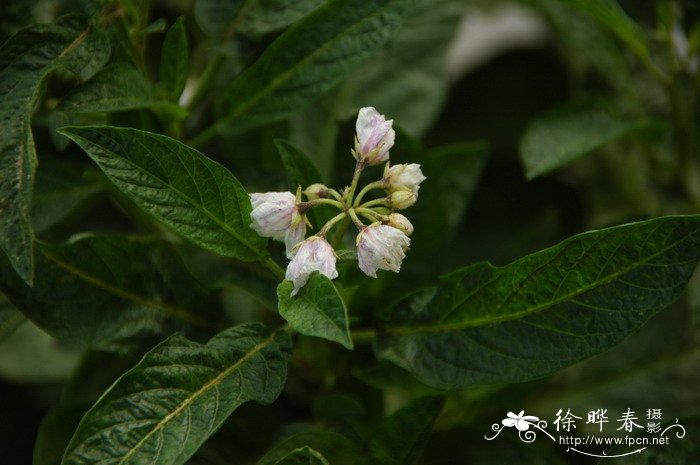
[62, 323, 291, 465]
[375, 215, 700, 388]
[0, 15, 109, 284]
[0, 235, 219, 352]
[59, 126, 268, 262]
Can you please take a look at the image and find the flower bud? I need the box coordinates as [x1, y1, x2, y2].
[304, 183, 329, 200]
[249, 192, 297, 241]
[384, 163, 426, 195]
[389, 190, 417, 210]
[353, 107, 395, 165]
[356, 223, 410, 278]
[386, 213, 413, 236]
[286, 236, 338, 295]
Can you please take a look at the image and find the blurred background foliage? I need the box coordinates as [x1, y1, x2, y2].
[1, 0, 699, 463]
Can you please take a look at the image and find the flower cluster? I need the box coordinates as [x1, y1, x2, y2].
[249, 107, 425, 295]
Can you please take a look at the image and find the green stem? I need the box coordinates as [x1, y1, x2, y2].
[328, 188, 344, 202]
[301, 198, 345, 211]
[359, 198, 389, 209]
[331, 216, 351, 249]
[347, 208, 365, 229]
[346, 161, 366, 208]
[263, 257, 285, 280]
[318, 212, 348, 237]
[351, 328, 377, 344]
[355, 207, 386, 222]
[353, 181, 386, 207]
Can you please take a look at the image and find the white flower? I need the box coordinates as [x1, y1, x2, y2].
[502, 411, 539, 432]
[250, 192, 297, 241]
[286, 236, 338, 295]
[354, 107, 395, 165]
[386, 213, 413, 236]
[250, 192, 307, 257]
[384, 163, 426, 195]
[356, 223, 410, 278]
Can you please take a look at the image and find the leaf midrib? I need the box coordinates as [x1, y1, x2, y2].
[227, 0, 406, 119]
[114, 332, 276, 465]
[40, 247, 213, 328]
[66, 128, 265, 260]
[386, 223, 699, 336]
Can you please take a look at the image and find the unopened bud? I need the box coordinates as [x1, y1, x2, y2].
[304, 183, 329, 200]
[386, 213, 413, 236]
[389, 191, 417, 210]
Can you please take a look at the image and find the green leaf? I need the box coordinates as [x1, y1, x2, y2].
[0, 15, 109, 284]
[0, 235, 218, 351]
[263, 447, 330, 465]
[61, 323, 292, 465]
[200, 0, 419, 139]
[0, 320, 81, 383]
[519, 108, 647, 180]
[275, 139, 323, 190]
[369, 396, 444, 465]
[278, 272, 353, 349]
[58, 126, 268, 262]
[159, 17, 188, 102]
[0, 292, 24, 342]
[195, 0, 325, 37]
[558, 0, 648, 59]
[31, 159, 101, 233]
[375, 215, 700, 389]
[57, 63, 186, 118]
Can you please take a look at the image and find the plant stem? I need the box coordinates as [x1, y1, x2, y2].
[359, 198, 389, 209]
[351, 328, 377, 343]
[346, 161, 365, 208]
[347, 208, 365, 229]
[353, 181, 386, 207]
[331, 216, 350, 249]
[185, 53, 225, 111]
[263, 257, 285, 280]
[318, 212, 348, 237]
[301, 198, 345, 211]
[355, 207, 385, 222]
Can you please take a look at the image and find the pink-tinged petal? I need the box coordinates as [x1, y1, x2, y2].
[356, 223, 410, 278]
[249, 191, 296, 240]
[285, 220, 306, 259]
[285, 237, 338, 295]
[354, 107, 395, 165]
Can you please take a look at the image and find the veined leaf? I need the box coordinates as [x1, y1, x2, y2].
[278, 272, 353, 349]
[0, 235, 218, 352]
[57, 63, 186, 118]
[61, 323, 291, 465]
[0, 15, 109, 284]
[376, 215, 700, 388]
[519, 107, 648, 180]
[59, 126, 268, 262]
[199, 0, 418, 139]
[159, 17, 188, 102]
[195, 0, 326, 37]
[369, 396, 444, 465]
